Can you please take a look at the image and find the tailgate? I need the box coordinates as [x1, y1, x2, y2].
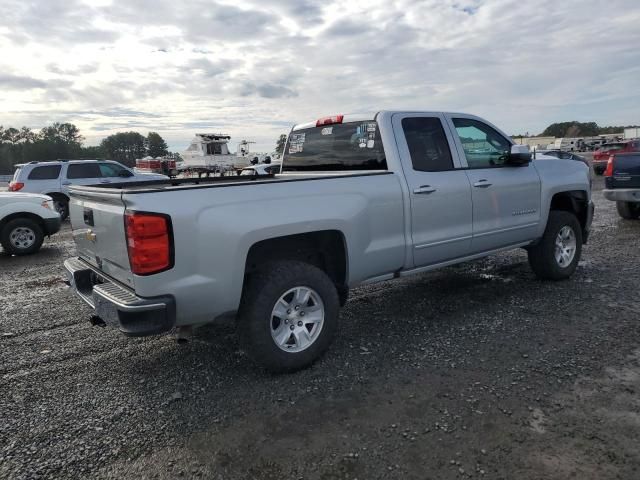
[69, 188, 135, 288]
[608, 154, 640, 189]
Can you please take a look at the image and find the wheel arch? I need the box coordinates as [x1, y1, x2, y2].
[244, 230, 349, 305]
[549, 190, 590, 241]
[0, 212, 45, 233]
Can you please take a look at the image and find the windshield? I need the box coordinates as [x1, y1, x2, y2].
[601, 143, 625, 151]
[282, 121, 387, 172]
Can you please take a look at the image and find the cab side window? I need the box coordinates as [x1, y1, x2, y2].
[99, 162, 130, 178]
[66, 163, 102, 179]
[402, 117, 453, 172]
[452, 118, 511, 168]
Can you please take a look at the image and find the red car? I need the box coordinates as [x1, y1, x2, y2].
[593, 141, 640, 175]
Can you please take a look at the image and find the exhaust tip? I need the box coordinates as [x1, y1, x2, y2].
[89, 315, 106, 328]
[176, 326, 193, 344]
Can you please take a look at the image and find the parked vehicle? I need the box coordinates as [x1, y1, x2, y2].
[240, 162, 282, 176]
[135, 157, 178, 178]
[603, 152, 640, 219]
[8, 160, 168, 220]
[64, 111, 594, 372]
[593, 141, 640, 175]
[0, 192, 61, 255]
[549, 137, 582, 152]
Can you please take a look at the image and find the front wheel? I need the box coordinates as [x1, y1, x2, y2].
[237, 260, 340, 372]
[616, 201, 640, 220]
[528, 211, 582, 280]
[1, 218, 45, 255]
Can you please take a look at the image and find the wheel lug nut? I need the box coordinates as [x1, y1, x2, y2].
[300, 311, 305, 316]
[295, 305, 300, 310]
[290, 325, 295, 330]
[297, 321, 303, 327]
[286, 309, 291, 314]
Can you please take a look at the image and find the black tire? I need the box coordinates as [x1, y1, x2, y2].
[616, 201, 640, 220]
[528, 210, 582, 280]
[0, 218, 44, 255]
[50, 196, 69, 221]
[237, 260, 340, 373]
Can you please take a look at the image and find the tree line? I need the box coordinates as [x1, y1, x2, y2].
[0, 123, 173, 174]
[539, 121, 638, 138]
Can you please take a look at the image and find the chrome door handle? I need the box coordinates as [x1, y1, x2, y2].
[413, 185, 437, 194]
[473, 179, 492, 188]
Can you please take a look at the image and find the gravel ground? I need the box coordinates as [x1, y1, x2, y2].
[1, 173, 639, 480]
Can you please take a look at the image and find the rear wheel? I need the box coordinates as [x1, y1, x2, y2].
[1, 218, 44, 255]
[50, 195, 69, 221]
[616, 201, 640, 220]
[528, 211, 582, 280]
[237, 260, 339, 372]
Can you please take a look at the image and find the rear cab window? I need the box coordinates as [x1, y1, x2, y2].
[282, 121, 387, 172]
[12, 167, 22, 181]
[27, 164, 62, 180]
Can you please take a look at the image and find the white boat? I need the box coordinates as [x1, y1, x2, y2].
[181, 134, 252, 172]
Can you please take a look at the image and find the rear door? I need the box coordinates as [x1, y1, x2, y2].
[445, 115, 541, 253]
[62, 163, 104, 195]
[392, 113, 473, 266]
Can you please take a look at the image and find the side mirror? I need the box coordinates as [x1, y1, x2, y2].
[506, 144, 531, 166]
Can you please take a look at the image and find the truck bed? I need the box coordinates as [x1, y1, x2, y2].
[69, 171, 390, 195]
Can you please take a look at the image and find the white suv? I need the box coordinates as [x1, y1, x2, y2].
[0, 192, 61, 255]
[9, 160, 167, 220]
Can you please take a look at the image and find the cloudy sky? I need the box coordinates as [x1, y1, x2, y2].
[1, 0, 639, 152]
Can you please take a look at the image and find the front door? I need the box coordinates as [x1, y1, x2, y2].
[393, 113, 473, 267]
[446, 115, 542, 253]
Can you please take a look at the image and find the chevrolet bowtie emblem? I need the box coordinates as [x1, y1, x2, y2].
[85, 229, 97, 242]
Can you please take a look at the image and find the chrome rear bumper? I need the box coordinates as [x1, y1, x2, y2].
[64, 257, 175, 336]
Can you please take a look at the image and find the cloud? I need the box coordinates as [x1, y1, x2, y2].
[0, 0, 639, 150]
[247, 83, 299, 99]
[0, 74, 47, 90]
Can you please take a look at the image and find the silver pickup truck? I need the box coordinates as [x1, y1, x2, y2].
[64, 111, 594, 372]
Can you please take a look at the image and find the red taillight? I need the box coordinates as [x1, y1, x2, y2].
[316, 114, 344, 127]
[125, 212, 172, 275]
[604, 156, 614, 177]
[8, 181, 24, 192]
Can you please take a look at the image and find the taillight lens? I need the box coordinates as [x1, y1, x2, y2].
[125, 212, 173, 275]
[604, 156, 614, 177]
[8, 182, 24, 192]
[316, 114, 344, 127]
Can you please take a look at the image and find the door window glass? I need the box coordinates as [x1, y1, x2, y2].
[66, 163, 102, 179]
[401, 117, 453, 172]
[452, 118, 511, 168]
[99, 162, 130, 177]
